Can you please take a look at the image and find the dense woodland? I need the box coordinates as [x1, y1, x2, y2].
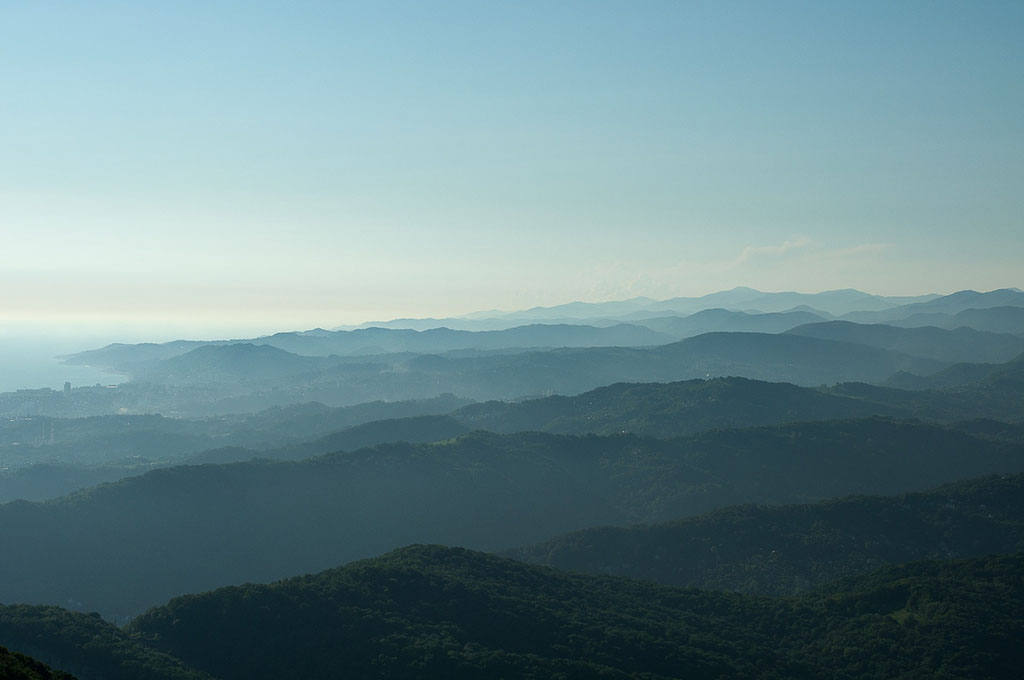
[2, 288, 1024, 678]
[0, 646, 74, 680]
[3, 548, 1023, 680]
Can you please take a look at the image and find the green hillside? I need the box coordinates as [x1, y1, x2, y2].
[0, 605, 211, 680]
[0, 646, 74, 680]
[126, 547, 1024, 680]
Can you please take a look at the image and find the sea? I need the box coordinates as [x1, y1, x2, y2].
[0, 335, 128, 393]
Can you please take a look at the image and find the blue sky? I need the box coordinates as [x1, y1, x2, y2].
[2, 1, 1022, 334]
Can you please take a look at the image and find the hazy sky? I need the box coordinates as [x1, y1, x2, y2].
[3, 1, 1022, 335]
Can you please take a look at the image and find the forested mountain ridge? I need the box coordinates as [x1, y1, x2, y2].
[510, 473, 1024, 595]
[185, 414, 471, 464]
[0, 646, 75, 680]
[453, 376, 906, 437]
[2, 419, 1022, 618]
[2, 548, 1022, 679]
[0, 605, 212, 680]
[125, 544, 803, 680]
[125, 547, 1024, 680]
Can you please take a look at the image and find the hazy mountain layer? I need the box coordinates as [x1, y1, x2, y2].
[1, 419, 1021, 618]
[787, 321, 1024, 364]
[0, 394, 470, 462]
[6, 331, 948, 418]
[859, 352, 1024, 420]
[347, 289, 1021, 335]
[491, 286, 938, 320]
[183, 331, 942, 392]
[0, 375, 913, 500]
[185, 414, 471, 465]
[842, 288, 1024, 324]
[453, 377, 905, 437]
[64, 323, 673, 374]
[7, 352, 1023, 503]
[510, 473, 1024, 595]
[891, 306, 1024, 335]
[635, 308, 826, 337]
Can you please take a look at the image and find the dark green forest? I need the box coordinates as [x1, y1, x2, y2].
[62, 549, 1024, 679]
[0, 646, 74, 680]
[0, 605, 211, 680]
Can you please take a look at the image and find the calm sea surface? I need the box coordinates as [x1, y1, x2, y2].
[0, 337, 127, 393]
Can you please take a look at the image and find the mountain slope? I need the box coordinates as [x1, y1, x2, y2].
[0, 647, 74, 680]
[1, 419, 1022, 618]
[187, 414, 471, 464]
[0, 605, 211, 680]
[454, 377, 905, 437]
[127, 548, 1024, 680]
[127, 544, 799, 680]
[63, 323, 673, 375]
[510, 473, 1024, 595]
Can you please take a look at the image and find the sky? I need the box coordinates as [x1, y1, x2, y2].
[2, 1, 1022, 337]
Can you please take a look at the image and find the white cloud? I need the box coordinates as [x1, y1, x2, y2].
[731, 236, 813, 266]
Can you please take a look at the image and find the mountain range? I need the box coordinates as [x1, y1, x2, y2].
[2, 418, 1022, 618]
